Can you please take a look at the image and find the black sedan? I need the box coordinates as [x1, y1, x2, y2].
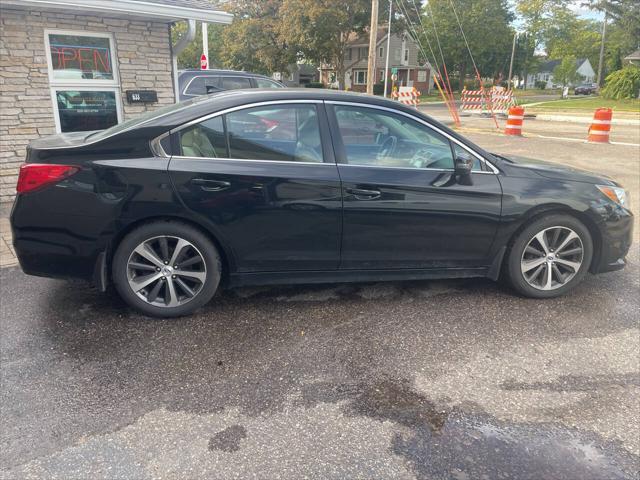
[10, 89, 633, 317]
[574, 83, 598, 95]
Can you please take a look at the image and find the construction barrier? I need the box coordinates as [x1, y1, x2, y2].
[587, 108, 612, 143]
[504, 105, 525, 136]
[392, 86, 421, 107]
[461, 87, 515, 113]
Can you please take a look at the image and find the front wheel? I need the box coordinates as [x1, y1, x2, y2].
[506, 214, 593, 298]
[112, 221, 221, 317]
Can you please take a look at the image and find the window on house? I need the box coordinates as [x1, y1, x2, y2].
[45, 30, 121, 133]
[404, 49, 409, 62]
[346, 48, 352, 61]
[353, 70, 367, 85]
[417, 70, 427, 82]
[379, 47, 383, 57]
[359, 47, 368, 60]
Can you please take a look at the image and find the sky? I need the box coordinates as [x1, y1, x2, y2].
[566, 0, 605, 20]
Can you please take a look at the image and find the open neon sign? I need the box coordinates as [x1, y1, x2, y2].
[50, 43, 112, 76]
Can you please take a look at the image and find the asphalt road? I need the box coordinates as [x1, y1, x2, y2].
[1, 126, 639, 479]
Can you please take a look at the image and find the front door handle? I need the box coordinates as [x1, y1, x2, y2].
[346, 187, 381, 200]
[191, 178, 231, 192]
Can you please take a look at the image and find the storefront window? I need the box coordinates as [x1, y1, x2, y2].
[48, 34, 114, 82]
[54, 90, 118, 132]
[45, 30, 121, 133]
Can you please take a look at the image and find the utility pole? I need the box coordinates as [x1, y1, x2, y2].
[596, 10, 607, 87]
[202, 22, 209, 69]
[366, 0, 379, 95]
[507, 31, 517, 90]
[383, 0, 393, 98]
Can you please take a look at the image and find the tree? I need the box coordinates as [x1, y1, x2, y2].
[173, 21, 225, 69]
[278, 0, 372, 90]
[553, 56, 582, 88]
[219, 0, 299, 74]
[411, 0, 514, 90]
[601, 64, 640, 99]
[515, 0, 568, 88]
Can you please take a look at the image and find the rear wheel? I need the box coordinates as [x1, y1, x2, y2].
[506, 214, 593, 298]
[113, 221, 221, 317]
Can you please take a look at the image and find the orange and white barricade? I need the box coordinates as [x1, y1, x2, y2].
[461, 89, 484, 112]
[392, 86, 421, 107]
[587, 108, 612, 143]
[490, 88, 515, 113]
[504, 105, 525, 136]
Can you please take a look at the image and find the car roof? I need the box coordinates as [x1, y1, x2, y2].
[178, 69, 272, 79]
[143, 89, 419, 129]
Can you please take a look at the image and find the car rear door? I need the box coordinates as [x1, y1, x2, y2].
[326, 102, 502, 270]
[168, 101, 342, 273]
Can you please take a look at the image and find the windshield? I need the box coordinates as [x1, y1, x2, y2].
[86, 95, 214, 141]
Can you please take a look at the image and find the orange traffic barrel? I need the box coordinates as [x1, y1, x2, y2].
[504, 106, 525, 136]
[587, 108, 612, 143]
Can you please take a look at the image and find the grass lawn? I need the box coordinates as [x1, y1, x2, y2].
[514, 88, 562, 97]
[526, 96, 640, 113]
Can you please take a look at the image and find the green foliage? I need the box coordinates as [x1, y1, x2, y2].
[553, 56, 583, 87]
[279, 0, 371, 89]
[535, 80, 546, 89]
[173, 21, 225, 69]
[415, 0, 514, 89]
[601, 65, 640, 99]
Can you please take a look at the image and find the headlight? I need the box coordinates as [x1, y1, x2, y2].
[596, 185, 629, 208]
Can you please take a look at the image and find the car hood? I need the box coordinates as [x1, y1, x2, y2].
[494, 153, 617, 186]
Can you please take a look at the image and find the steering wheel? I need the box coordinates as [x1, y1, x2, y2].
[376, 135, 398, 161]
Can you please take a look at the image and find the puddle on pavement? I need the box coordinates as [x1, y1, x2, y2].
[301, 379, 639, 480]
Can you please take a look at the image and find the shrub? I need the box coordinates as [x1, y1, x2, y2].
[601, 65, 640, 99]
[373, 82, 385, 95]
[463, 79, 479, 90]
[304, 82, 325, 89]
[534, 80, 546, 90]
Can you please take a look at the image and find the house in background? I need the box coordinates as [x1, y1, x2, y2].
[320, 29, 432, 93]
[275, 63, 320, 87]
[623, 50, 640, 66]
[526, 58, 596, 88]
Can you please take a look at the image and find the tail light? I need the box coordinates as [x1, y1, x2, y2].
[16, 163, 79, 194]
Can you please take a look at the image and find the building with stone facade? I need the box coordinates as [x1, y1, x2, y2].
[0, 0, 232, 203]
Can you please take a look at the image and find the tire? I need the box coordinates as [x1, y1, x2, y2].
[505, 214, 593, 299]
[112, 221, 221, 318]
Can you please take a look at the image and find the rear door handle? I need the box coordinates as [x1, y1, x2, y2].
[191, 178, 231, 192]
[346, 187, 381, 199]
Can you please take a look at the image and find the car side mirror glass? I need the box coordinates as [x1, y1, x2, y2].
[454, 151, 474, 176]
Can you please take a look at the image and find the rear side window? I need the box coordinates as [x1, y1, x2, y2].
[255, 78, 283, 88]
[178, 116, 227, 158]
[184, 76, 220, 96]
[226, 105, 323, 162]
[221, 77, 252, 90]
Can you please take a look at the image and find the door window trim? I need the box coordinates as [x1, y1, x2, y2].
[325, 101, 499, 174]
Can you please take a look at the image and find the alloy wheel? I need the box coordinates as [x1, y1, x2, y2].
[520, 226, 584, 291]
[126, 236, 207, 307]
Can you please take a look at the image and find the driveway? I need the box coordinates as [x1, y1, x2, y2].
[1, 127, 639, 479]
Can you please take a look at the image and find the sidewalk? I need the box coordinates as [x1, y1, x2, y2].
[0, 203, 17, 268]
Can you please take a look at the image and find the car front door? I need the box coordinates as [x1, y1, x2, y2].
[326, 102, 502, 270]
[168, 101, 342, 273]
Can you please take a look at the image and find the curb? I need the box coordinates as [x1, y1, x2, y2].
[534, 114, 639, 126]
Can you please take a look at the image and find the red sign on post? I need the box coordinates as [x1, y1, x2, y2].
[200, 54, 207, 70]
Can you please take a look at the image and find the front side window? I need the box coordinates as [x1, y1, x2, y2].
[221, 76, 252, 90]
[334, 105, 457, 170]
[45, 30, 121, 133]
[227, 105, 323, 162]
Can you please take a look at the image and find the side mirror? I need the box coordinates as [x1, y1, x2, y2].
[454, 151, 474, 176]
